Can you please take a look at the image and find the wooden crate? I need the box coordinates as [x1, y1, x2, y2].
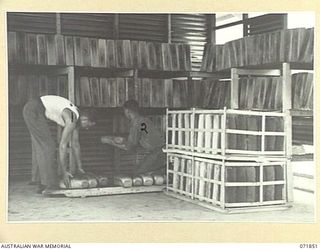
[165, 153, 291, 213]
[166, 108, 287, 157]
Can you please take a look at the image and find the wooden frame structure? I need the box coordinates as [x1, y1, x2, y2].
[164, 108, 291, 213]
[163, 62, 305, 212]
[165, 153, 289, 213]
[166, 108, 287, 156]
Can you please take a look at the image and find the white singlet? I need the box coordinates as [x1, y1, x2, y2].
[40, 95, 79, 127]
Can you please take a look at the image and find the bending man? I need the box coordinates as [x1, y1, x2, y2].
[23, 95, 95, 193]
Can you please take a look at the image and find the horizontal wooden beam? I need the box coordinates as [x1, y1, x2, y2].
[75, 66, 134, 78]
[8, 64, 69, 75]
[44, 185, 166, 198]
[237, 68, 281, 76]
[290, 109, 313, 117]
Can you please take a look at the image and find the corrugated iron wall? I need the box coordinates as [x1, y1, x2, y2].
[7, 12, 56, 34]
[60, 13, 115, 38]
[171, 14, 210, 70]
[7, 12, 209, 68]
[246, 14, 287, 36]
[9, 108, 59, 179]
[78, 109, 115, 175]
[118, 14, 168, 42]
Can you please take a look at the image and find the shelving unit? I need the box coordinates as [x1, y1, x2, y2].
[163, 60, 313, 212]
[7, 29, 220, 177]
[8, 25, 314, 198]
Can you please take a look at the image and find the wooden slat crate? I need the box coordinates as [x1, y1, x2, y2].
[166, 108, 287, 157]
[165, 153, 291, 213]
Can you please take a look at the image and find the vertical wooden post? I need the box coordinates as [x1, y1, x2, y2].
[191, 108, 195, 199]
[282, 63, 292, 158]
[68, 66, 75, 102]
[67, 66, 76, 174]
[207, 14, 216, 44]
[114, 14, 119, 39]
[221, 107, 227, 156]
[261, 114, 266, 153]
[56, 13, 61, 34]
[220, 159, 225, 209]
[178, 113, 183, 149]
[166, 109, 169, 151]
[283, 13, 288, 29]
[259, 164, 263, 204]
[166, 109, 169, 186]
[231, 68, 239, 109]
[283, 160, 289, 202]
[56, 74, 62, 175]
[167, 14, 172, 43]
[242, 14, 249, 37]
[282, 63, 292, 113]
[55, 13, 62, 175]
[187, 76, 193, 107]
[282, 62, 293, 203]
[172, 114, 176, 148]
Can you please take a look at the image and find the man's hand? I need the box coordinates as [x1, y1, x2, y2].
[101, 136, 124, 145]
[63, 171, 73, 188]
[114, 136, 124, 144]
[101, 136, 112, 144]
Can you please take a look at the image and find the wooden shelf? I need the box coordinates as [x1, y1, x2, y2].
[9, 64, 225, 80]
[9, 61, 313, 79]
[74, 66, 135, 78]
[8, 64, 69, 75]
[203, 62, 313, 76]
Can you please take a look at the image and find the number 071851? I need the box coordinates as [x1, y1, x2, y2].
[300, 244, 318, 248]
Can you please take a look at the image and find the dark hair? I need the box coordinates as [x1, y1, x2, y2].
[79, 108, 94, 120]
[123, 100, 140, 113]
[76, 108, 95, 128]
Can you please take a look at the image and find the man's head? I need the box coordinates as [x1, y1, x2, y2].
[123, 100, 140, 120]
[78, 109, 96, 130]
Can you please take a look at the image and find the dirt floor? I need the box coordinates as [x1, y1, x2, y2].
[7, 180, 314, 222]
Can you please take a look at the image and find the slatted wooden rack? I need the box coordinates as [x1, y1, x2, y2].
[164, 107, 292, 213]
[43, 185, 166, 198]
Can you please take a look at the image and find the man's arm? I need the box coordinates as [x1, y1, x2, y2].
[59, 110, 77, 187]
[101, 121, 140, 151]
[101, 136, 128, 150]
[72, 129, 85, 174]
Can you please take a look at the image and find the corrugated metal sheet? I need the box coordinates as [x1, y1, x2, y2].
[8, 12, 210, 70]
[171, 14, 210, 70]
[78, 112, 115, 174]
[9, 106, 117, 178]
[118, 14, 168, 42]
[9, 107, 58, 178]
[61, 13, 115, 38]
[7, 12, 57, 34]
[247, 14, 287, 36]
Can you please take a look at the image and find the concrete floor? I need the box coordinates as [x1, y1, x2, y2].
[7, 180, 314, 222]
